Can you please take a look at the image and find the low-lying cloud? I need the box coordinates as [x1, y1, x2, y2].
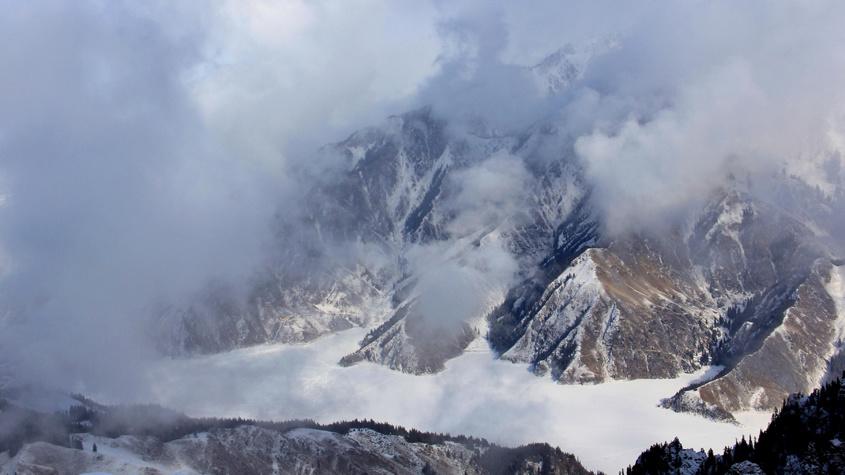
[141, 328, 769, 474]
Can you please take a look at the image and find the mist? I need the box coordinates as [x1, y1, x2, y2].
[0, 0, 441, 394]
[1, 0, 845, 401]
[571, 1, 845, 234]
[0, 1, 276, 395]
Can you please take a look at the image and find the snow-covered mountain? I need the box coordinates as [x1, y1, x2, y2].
[152, 45, 845, 421]
[492, 187, 845, 419]
[530, 38, 618, 95]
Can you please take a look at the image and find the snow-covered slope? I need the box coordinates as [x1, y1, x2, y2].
[2, 427, 475, 475]
[0, 414, 594, 475]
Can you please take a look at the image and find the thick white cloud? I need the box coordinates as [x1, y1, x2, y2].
[0, 0, 443, 391]
[569, 0, 845, 233]
[192, 0, 443, 172]
[446, 151, 532, 236]
[0, 1, 276, 392]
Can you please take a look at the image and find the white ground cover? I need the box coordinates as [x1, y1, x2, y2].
[120, 329, 770, 474]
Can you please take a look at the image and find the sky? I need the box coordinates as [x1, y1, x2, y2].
[1, 0, 845, 436]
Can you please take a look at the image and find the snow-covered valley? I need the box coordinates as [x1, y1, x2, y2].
[99, 330, 773, 474]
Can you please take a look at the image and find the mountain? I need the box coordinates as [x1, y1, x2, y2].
[156, 106, 592, 375]
[625, 372, 845, 474]
[0, 394, 595, 475]
[152, 42, 609, 372]
[150, 45, 845, 421]
[491, 188, 845, 419]
[530, 38, 619, 95]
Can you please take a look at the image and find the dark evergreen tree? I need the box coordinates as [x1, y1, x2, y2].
[626, 371, 845, 474]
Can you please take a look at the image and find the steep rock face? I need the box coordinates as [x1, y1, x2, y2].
[499, 250, 611, 382]
[345, 149, 591, 374]
[529, 39, 619, 96]
[487, 198, 599, 357]
[310, 108, 457, 246]
[674, 262, 845, 414]
[496, 240, 717, 384]
[491, 188, 845, 418]
[578, 241, 716, 381]
[654, 191, 842, 417]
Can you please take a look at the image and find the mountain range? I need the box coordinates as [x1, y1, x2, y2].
[152, 44, 845, 423]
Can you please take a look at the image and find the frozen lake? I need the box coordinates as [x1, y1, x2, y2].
[124, 328, 769, 474]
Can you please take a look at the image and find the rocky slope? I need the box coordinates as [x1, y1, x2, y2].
[663, 260, 845, 419]
[489, 187, 845, 418]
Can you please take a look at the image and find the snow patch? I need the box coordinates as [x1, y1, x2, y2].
[825, 264, 845, 342]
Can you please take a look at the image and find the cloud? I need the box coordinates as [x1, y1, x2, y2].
[575, 60, 774, 233]
[0, 0, 442, 393]
[407, 237, 519, 330]
[142, 327, 770, 474]
[192, 0, 443, 173]
[414, 0, 845, 237]
[569, 0, 845, 234]
[0, 1, 277, 394]
[413, 3, 549, 134]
